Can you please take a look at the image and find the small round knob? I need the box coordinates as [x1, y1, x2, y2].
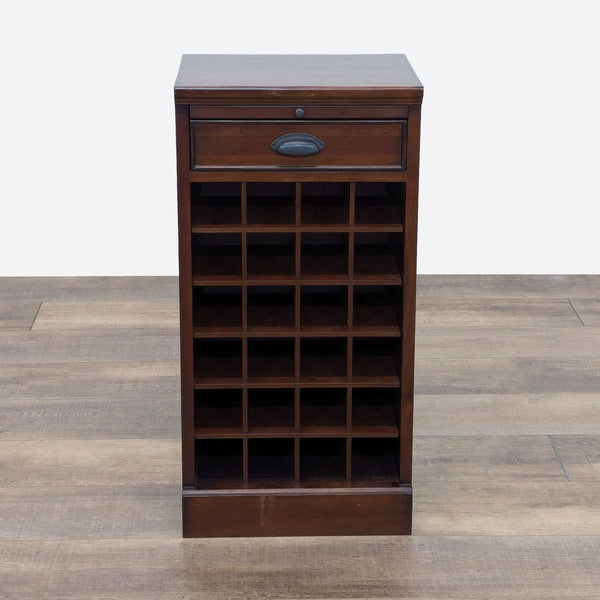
[294, 108, 305, 118]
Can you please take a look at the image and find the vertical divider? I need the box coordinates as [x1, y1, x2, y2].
[243, 437, 249, 484]
[294, 387, 300, 432]
[348, 231, 355, 281]
[347, 284, 354, 332]
[294, 437, 300, 482]
[295, 285, 301, 332]
[346, 436, 352, 482]
[241, 182, 249, 486]
[346, 336, 353, 382]
[295, 231, 302, 281]
[294, 182, 302, 484]
[242, 337, 248, 382]
[295, 336, 301, 383]
[346, 387, 352, 433]
[241, 232, 247, 280]
[242, 283, 248, 331]
[243, 387, 248, 432]
[241, 182, 247, 226]
[347, 184, 355, 390]
[295, 183, 302, 280]
[295, 182, 301, 226]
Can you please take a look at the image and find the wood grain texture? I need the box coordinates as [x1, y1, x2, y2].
[416, 274, 600, 299]
[414, 393, 600, 436]
[1, 276, 600, 597]
[0, 276, 178, 301]
[32, 301, 179, 330]
[2, 536, 600, 599]
[0, 330, 179, 363]
[0, 439, 179, 486]
[415, 357, 600, 394]
[0, 301, 40, 330]
[569, 298, 600, 325]
[414, 436, 565, 480]
[416, 326, 600, 358]
[0, 396, 179, 440]
[191, 120, 405, 170]
[549, 435, 600, 480]
[417, 297, 582, 327]
[415, 481, 600, 535]
[2, 275, 599, 302]
[0, 485, 180, 540]
[175, 54, 423, 102]
[0, 361, 179, 399]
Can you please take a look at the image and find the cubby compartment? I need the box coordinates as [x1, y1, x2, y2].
[300, 388, 346, 432]
[191, 182, 242, 228]
[354, 232, 402, 280]
[248, 388, 295, 432]
[301, 285, 347, 332]
[194, 286, 242, 333]
[301, 232, 348, 279]
[354, 182, 404, 227]
[247, 338, 295, 381]
[301, 182, 348, 226]
[248, 438, 295, 482]
[247, 182, 296, 226]
[247, 286, 295, 331]
[193, 233, 242, 281]
[194, 338, 243, 383]
[300, 438, 346, 482]
[351, 438, 399, 484]
[195, 389, 243, 434]
[247, 233, 295, 280]
[353, 337, 400, 383]
[353, 285, 401, 332]
[196, 439, 243, 486]
[300, 338, 347, 381]
[352, 388, 399, 434]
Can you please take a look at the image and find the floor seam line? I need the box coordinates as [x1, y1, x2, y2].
[567, 298, 586, 326]
[547, 435, 571, 481]
[28, 302, 42, 331]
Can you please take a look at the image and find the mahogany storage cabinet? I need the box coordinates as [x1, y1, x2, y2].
[174, 54, 423, 537]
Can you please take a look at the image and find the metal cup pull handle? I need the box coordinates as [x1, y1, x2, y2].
[269, 133, 326, 157]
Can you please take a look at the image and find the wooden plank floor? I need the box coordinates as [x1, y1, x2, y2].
[1, 275, 599, 599]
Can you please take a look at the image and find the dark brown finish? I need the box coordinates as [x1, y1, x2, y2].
[175, 54, 423, 102]
[182, 491, 411, 537]
[190, 120, 405, 170]
[189, 104, 409, 120]
[176, 54, 422, 536]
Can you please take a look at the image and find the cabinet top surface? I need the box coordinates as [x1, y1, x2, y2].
[175, 54, 423, 102]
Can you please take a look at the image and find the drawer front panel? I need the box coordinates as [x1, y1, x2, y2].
[191, 120, 406, 170]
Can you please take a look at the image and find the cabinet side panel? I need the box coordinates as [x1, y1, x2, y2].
[399, 104, 421, 485]
[176, 103, 195, 488]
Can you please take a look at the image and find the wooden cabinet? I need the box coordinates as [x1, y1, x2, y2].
[175, 54, 423, 537]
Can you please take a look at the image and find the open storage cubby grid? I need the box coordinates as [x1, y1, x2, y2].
[191, 180, 405, 489]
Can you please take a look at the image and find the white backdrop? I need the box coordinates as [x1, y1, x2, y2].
[1, 0, 598, 275]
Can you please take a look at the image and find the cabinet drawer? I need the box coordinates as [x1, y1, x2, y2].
[190, 120, 406, 170]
